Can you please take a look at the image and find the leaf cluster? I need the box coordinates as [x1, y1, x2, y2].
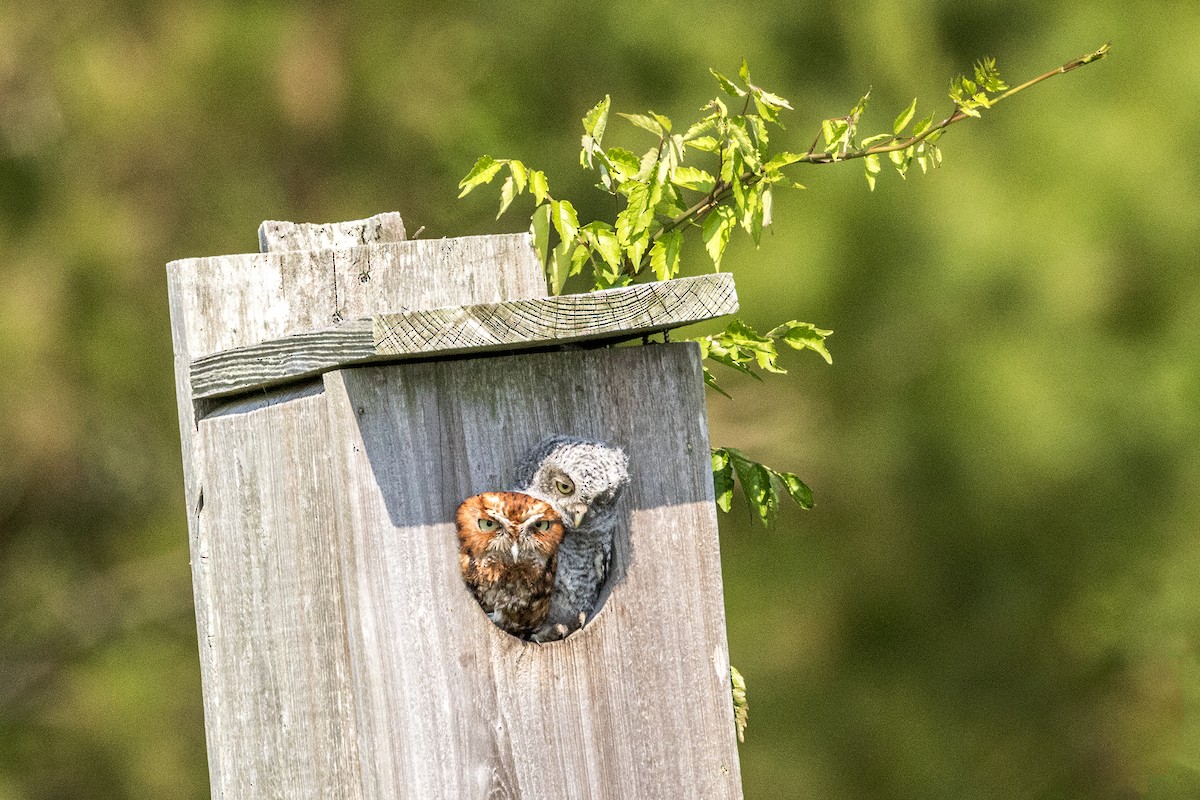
[730, 665, 749, 743]
[692, 318, 832, 396]
[460, 45, 1109, 285]
[712, 446, 813, 526]
[459, 60, 809, 293]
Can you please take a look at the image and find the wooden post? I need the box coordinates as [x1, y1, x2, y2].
[167, 215, 744, 799]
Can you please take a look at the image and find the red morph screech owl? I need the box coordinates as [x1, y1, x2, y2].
[455, 491, 566, 639]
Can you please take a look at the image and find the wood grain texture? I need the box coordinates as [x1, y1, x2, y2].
[323, 343, 742, 799]
[167, 232, 549, 799]
[188, 273, 738, 401]
[258, 212, 407, 253]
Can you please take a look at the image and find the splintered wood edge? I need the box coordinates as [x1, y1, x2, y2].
[189, 273, 738, 401]
[258, 212, 407, 253]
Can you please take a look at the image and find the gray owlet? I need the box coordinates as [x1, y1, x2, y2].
[512, 435, 630, 641]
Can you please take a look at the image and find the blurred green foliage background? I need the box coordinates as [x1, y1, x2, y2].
[1, 1, 1197, 798]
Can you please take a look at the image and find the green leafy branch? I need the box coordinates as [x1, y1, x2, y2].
[692, 319, 832, 397]
[459, 44, 1109, 290]
[713, 446, 814, 526]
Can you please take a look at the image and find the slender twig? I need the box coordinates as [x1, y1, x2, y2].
[634, 42, 1111, 269]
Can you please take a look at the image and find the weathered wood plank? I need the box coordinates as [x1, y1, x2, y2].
[166, 231, 550, 800]
[193, 387, 365, 799]
[258, 211, 407, 253]
[188, 273, 738, 400]
[323, 343, 742, 799]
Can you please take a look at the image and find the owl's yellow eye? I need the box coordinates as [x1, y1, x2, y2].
[554, 477, 575, 496]
[477, 518, 499, 531]
[533, 519, 551, 532]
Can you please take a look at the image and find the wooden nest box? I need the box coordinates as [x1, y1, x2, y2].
[167, 213, 745, 799]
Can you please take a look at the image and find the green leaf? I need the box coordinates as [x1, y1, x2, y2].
[864, 153, 881, 191]
[764, 151, 804, 171]
[770, 320, 834, 364]
[497, 174, 517, 218]
[727, 119, 756, 160]
[731, 665, 749, 743]
[754, 88, 793, 112]
[457, 155, 503, 198]
[650, 111, 673, 134]
[777, 472, 814, 509]
[551, 199, 580, 244]
[749, 184, 769, 245]
[528, 169, 549, 205]
[682, 117, 716, 142]
[729, 448, 776, 525]
[893, 98, 917, 135]
[911, 115, 933, 137]
[702, 365, 732, 398]
[672, 165, 716, 193]
[686, 136, 720, 153]
[615, 181, 650, 245]
[568, 242, 590, 278]
[649, 229, 683, 281]
[548, 239, 574, 295]
[507, 160, 527, 193]
[712, 449, 735, 511]
[702, 205, 737, 269]
[619, 112, 665, 137]
[710, 69, 747, 98]
[738, 59, 751, 84]
[582, 95, 611, 139]
[529, 203, 551, 268]
[582, 221, 622, 275]
[605, 147, 642, 181]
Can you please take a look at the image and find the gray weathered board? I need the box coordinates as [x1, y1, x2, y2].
[258, 211, 408, 253]
[167, 223, 743, 799]
[188, 273, 738, 400]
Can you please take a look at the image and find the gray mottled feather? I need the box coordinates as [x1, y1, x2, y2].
[511, 435, 629, 640]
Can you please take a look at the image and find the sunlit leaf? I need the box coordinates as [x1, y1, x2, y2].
[529, 202, 551, 269]
[528, 169, 549, 205]
[702, 205, 737, 268]
[582, 221, 622, 275]
[582, 95, 611, 139]
[864, 153, 881, 191]
[551, 199, 580, 244]
[619, 112, 665, 137]
[605, 147, 642, 181]
[729, 448, 776, 525]
[894, 98, 918, 135]
[771, 320, 834, 364]
[497, 174, 517, 218]
[457, 155, 503, 197]
[687, 136, 720, 153]
[672, 166, 716, 193]
[649, 229, 683, 281]
[777, 472, 814, 509]
[548, 239, 574, 295]
[710, 69, 747, 98]
[683, 117, 716, 142]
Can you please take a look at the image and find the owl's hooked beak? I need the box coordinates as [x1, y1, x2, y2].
[569, 504, 588, 528]
[510, 542, 519, 560]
